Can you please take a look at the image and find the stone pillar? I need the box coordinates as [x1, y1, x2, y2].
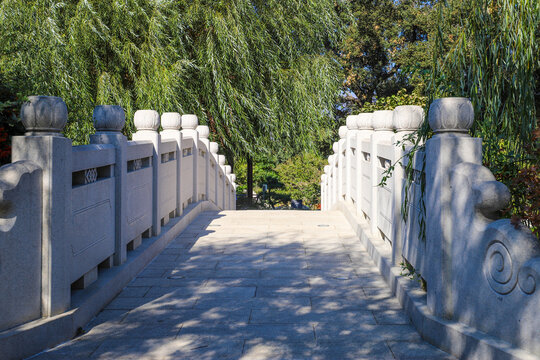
[132, 110, 161, 236]
[224, 165, 232, 210]
[323, 165, 330, 211]
[390, 105, 424, 266]
[197, 126, 210, 201]
[370, 110, 394, 237]
[355, 113, 374, 216]
[11, 96, 72, 316]
[331, 143, 338, 207]
[218, 155, 226, 209]
[161, 113, 183, 217]
[230, 173, 237, 210]
[210, 142, 219, 205]
[424, 98, 479, 319]
[181, 115, 199, 204]
[345, 116, 359, 203]
[337, 126, 348, 202]
[321, 174, 327, 211]
[90, 105, 128, 265]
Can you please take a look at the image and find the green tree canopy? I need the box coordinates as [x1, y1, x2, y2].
[0, 0, 345, 160]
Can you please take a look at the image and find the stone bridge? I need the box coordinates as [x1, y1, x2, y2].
[0, 96, 539, 360]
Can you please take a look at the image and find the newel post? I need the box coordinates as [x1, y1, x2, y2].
[355, 113, 373, 216]
[11, 96, 72, 316]
[161, 113, 183, 217]
[210, 142, 219, 205]
[345, 116, 359, 203]
[390, 105, 424, 266]
[337, 126, 348, 202]
[181, 115, 199, 204]
[197, 125, 210, 202]
[218, 155, 226, 209]
[424, 97, 479, 319]
[370, 110, 394, 237]
[90, 105, 128, 265]
[132, 110, 161, 236]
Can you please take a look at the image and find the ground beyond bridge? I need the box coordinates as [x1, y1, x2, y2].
[32, 210, 452, 360]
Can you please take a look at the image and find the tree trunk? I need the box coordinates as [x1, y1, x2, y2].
[247, 156, 253, 205]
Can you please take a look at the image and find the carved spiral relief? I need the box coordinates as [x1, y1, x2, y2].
[518, 259, 540, 295]
[484, 240, 517, 295]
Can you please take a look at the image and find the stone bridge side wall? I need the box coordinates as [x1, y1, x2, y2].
[322, 98, 540, 359]
[0, 96, 236, 358]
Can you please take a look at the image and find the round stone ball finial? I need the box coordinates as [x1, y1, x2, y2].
[393, 105, 424, 131]
[346, 115, 359, 130]
[372, 110, 394, 131]
[93, 105, 125, 132]
[134, 110, 160, 131]
[196, 125, 210, 139]
[356, 113, 373, 130]
[21, 95, 68, 135]
[332, 142, 339, 153]
[210, 142, 219, 154]
[339, 126, 348, 139]
[428, 97, 474, 134]
[161, 112, 181, 130]
[328, 155, 335, 163]
[181, 114, 198, 130]
[218, 155, 226, 166]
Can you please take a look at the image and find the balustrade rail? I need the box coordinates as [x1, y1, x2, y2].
[0, 96, 236, 342]
[321, 99, 540, 359]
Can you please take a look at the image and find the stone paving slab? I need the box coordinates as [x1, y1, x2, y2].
[31, 210, 454, 360]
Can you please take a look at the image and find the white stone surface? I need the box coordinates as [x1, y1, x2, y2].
[20, 96, 68, 136]
[428, 97, 474, 133]
[0, 161, 42, 332]
[134, 110, 160, 131]
[161, 112, 182, 130]
[93, 105, 125, 132]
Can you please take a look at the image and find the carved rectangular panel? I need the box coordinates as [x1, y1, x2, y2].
[71, 178, 115, 282]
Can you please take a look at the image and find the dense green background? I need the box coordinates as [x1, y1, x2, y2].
[0, 0, 538, 228]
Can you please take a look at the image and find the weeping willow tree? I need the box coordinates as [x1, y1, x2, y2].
[0, 0, 345, 196]
[408, 0, 539, 233]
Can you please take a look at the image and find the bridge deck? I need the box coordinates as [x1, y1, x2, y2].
[32, 211, 452, 360]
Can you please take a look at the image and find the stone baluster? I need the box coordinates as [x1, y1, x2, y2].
[181, 115, 199, 205]
[161, 113, 183, 217]
[209, 142, 219, 205]
[390, 105, 424, 266]
[355, 113, 374, 216]
[197, 126, 210, 202]
[11, 96, 72, 316]
[218, 155, 226, 209]
[337, 126, 348, 202]
[132, 110, 161, 236]
[321, 173, 327, 211]
[230, 173, 237, 210]
[224, 165, 232, 210]
[370, 110, 394, 237]
[331, 143, 338, 208]
[91, 105, 128, 265]
[424, 97, 478, 319]
[323, 165, 330, 210]
[345, 116, 359, 203]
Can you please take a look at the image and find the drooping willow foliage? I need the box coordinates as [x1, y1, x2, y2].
[406, 0, 539, 234]
[0, 0, 345, 160]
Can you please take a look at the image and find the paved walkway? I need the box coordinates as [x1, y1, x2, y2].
[33, 211, 453, 360]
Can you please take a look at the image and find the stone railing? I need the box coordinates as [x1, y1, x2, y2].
[0, 96, 236, 358]
[321, 98, 540, 360]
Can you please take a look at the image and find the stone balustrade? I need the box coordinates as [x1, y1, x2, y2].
[0, 96, 236, 358]
[321, 98, 540, 359]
